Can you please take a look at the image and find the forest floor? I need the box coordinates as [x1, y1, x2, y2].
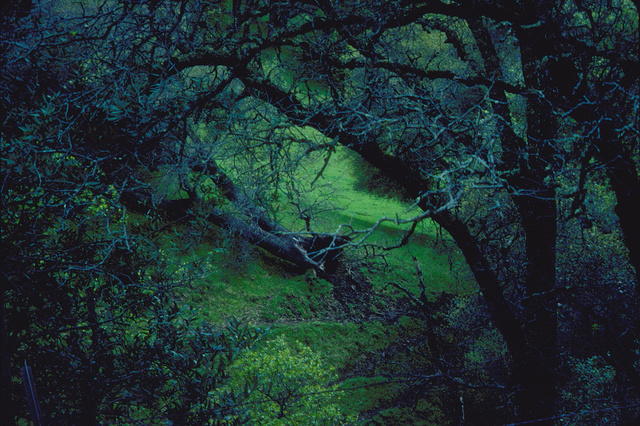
[178, 147, 479, 422]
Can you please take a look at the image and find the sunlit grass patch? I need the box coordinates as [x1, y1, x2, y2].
[178, 139, 476, 325]
[265, 321, 398, 373]
[182, 251, 339, 325]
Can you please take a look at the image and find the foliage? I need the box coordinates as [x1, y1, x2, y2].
[369, 400, 448, 426]
[0, 122, 260, 421]
[0, 4, 257, 423]
[560, 356, 619, 425]
[223, 336, 356, 425]
[2, 0, 639, 424]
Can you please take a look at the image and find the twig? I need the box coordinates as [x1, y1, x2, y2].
[21, 361, 44, 426]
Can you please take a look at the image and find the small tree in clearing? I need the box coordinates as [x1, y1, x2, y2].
[226, 336, 355, 425]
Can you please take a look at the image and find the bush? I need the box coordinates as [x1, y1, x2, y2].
[224, 336, 356, 425]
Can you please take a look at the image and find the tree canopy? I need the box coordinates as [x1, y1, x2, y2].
[2, 0, 639, 424]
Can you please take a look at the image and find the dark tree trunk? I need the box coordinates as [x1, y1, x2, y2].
[502, 95, 559, 424]
[596, 121, 640, 290]
[512, 188, 558, 424]
[346, 116, 558, 422]
[469, 13, 560, 422]
[348, 119, 559, 422]
[432, 212, 529, 361]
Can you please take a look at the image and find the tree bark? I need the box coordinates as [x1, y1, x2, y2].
[121, 187, 337, 273]
[432, 212, 529, 361]
[596, 121, 640, 290]
[205, 209, 324, 272]
[511, 188, 558, 424]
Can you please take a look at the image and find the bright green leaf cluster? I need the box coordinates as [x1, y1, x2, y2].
[222, 336, 357, 425]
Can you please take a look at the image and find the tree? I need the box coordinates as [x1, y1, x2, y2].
[224, 336, 356, 424]
[1, 2, 267, 423]
[2, 0, 638, 423]
[0, 96, 261, 422]
[188, 0, 638, 422]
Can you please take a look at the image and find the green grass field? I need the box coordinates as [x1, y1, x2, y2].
[169, 141, 479, 422]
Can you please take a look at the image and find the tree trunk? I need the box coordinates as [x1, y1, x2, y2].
[512, 188, 558, 424]
[468, 14, 560, 422]
[121, 187, 336, 273]
[596, 121, 640, 290]
[205, 210, 325, 272]
[432, 212, 529, 361]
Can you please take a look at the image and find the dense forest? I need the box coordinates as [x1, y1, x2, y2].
[1, 0, 639, 424]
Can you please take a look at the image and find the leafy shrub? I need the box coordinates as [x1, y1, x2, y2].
[224, 336, 357, 425]
[560, 356, 618, 425]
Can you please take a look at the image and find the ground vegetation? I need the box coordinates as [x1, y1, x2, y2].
[2, 0, 639, 424]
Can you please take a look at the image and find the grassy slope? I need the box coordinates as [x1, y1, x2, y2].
[180, 146, 478, 422]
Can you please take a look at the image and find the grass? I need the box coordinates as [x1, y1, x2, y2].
[181, 144, 475, 319]
[267, 320, 400, 372]
[187, 262, 338, 324]
[172, 139, 478, 423]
